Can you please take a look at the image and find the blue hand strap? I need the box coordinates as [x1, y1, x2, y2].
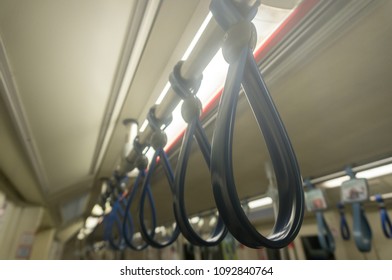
[209, 0, 304, 249]
[352, 202, 372, 252]
[169, 36, 227, 245]
[139, 147, 180, 248]
[337, 202, 350, 240]
[375, 194, 392, 238]
[173, 117, 227, 246]
[104, 198, 126, 250]
[122, 170, 154, 251]
[315, 211, 335, 253]
[345, 167, 372, 252]
[304, 179, 335, 252]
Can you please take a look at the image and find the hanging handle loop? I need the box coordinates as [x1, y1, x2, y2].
[138, 127, 180, 248]
[375, 194, 392, 238]
[315, 212, 335, 253]
[139, 107, 180, 248]
[170, 60, 228, 246]
[104, 197, 126, 250]
[122, 156, 155, 251]
[344, 167, 372, 252]
[304, 179, 335, 253]
[337, 202, 351, 240]
[210, 0, 304, 249]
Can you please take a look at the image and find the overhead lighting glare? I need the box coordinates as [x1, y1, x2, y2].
[155, 226, 167, 235]
[248, 197, 273, 209]
[139, 119, 149, 132]
[209, 216, 217, 226]
[133, 232, 142, 240]
[356, 163, 392, 180]
[77, 231, 85, 240]
[104, 201, 112, 214]
[190, 216, 200, 224]
[320, 176, 350, 188]
[321, 163, 392, 188]
[93, 0, 161, 173]
[83, 227, 93, 235]
[155, 82, 171, 105]
[182, 13, 213, 61]
[85, 216, 100, 229]
[91, 204, 104, 216]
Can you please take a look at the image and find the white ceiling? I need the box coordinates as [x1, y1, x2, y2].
[1, 0, 392, 238]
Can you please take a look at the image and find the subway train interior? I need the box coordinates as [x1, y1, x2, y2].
[1, 0, 392, 260]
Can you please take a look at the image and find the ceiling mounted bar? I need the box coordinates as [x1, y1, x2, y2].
[118, 1, 258, 176]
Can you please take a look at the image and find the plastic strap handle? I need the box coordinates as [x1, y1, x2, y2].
[122, 170, 153, 251]
[352, 202, 372, 252]
[345, 167, 372, 252]
[104, 199, 126, 250]
[315, 211, 335, 253]
[211, 46, 304, 248]
[173, 117, 227, 246]
[210, 0, 303, 249]
[338, 203, 351, 240]
[139, 148, 180, 248]
[375, 194, 392, 238]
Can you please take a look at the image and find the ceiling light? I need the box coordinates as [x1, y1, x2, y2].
[182, 13, 213, 61]
[77, 231, 85, 240]
[139, 119, 149, 133]
[85, 216, 99, 229]
[155, 226, 167, 235]
[133, 232, 142, 240]
[320, 176, 350, 188]
[190, 216, 200, 224]
[93, 1, 161, 173]
[91, 204, 104, 216]
[104, 201, 112, 214]
[209, 216, 217, 227]
[248, 197, 273, 209]
[320, 162, 392, 189]
[82, 227, 93, 235]
[356, 163, 392, 180]
[155, 82, 171, 105]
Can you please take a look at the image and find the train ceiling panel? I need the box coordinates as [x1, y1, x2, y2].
[1, 0, 392, 233]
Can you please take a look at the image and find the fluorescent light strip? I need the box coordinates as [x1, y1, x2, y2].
[139, 119, 149, 132]
[321, 176, 350, 188]
[94, 0, 161, 173]
[357, 163, 392, 180]
[190, 216, 200, 224]
[155, 82, 171, 105]
[91, 204, 104, 216]
[182, 13, 213, 61]
[248, 197, 273, 209]
[85, 216, 100, 229]
[320, 162, 392, 188]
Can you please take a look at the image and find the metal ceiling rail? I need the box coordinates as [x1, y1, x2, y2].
[116, 3, 263, 176]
